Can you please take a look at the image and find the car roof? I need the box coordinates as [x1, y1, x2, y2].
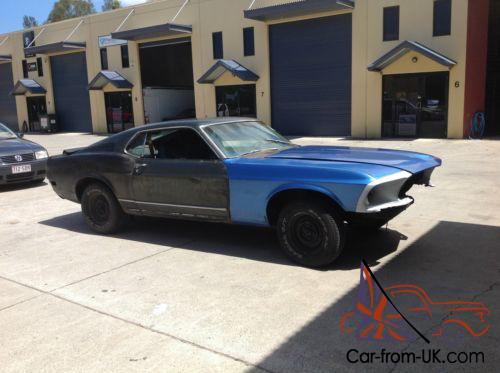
[135, 117, 257, 131]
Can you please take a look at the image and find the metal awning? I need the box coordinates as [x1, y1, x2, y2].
[110, 23, 192, 41]
[197, 59, 259, 84]
[10, 79, 46, 96]
[368, 40, 457, 72]
[24, 41, 86, 56]
[88, 70, 134, 90]
[0, 54, 12, 62]
[244, 0, 355, 21]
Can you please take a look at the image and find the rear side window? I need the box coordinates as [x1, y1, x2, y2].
[383, 6, 399, 41]
[127, 129, 217, 160]
[433, 0, 452, 36]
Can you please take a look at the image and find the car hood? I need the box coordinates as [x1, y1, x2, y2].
[267, 146, 441, 174]
[0, 138, 44, 156]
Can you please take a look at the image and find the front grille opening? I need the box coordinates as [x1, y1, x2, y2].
[0, 153, 35, 164]
[6, 172, 35, 182]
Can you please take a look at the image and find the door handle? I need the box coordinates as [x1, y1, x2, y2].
[133, 163, 148, 175]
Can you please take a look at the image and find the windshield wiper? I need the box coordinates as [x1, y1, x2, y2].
[264, 139, 290, 145]
[240, 148, 279, 157]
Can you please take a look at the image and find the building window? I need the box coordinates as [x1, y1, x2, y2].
[36, 57, 43, 77]
[243, 27, 255, 56]
[121, 44, 130, 68]
[433, 0, 452, 36]
[383, 6, 399, 41]
[100, 48, 108, 70]
[212, 32, 223, 59]
[22, 60, 28, 78]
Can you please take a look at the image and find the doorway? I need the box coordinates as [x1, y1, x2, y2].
[26, 96, 47, 132]
[215, 85, 256, 117]
[104, 91, 134, 133]
[382, 72, 449, 138]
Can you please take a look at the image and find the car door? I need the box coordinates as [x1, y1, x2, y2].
[126, 127, 229, 222]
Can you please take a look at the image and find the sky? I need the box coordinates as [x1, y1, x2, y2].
[0, 0, 148, 34]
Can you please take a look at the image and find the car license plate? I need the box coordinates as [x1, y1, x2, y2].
[11, 164, 31, 174]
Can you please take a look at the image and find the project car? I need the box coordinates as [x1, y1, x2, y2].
[47, 118, 441, 267]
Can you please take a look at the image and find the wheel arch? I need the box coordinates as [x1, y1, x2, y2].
[266, 185, 345, 226]
[75, 175, 116, 202]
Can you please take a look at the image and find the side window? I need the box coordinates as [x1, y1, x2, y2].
[433, 0, 452, 37]
[383, 6, 399, 42]
[127, 129, 217, 160]
[212, 32, 223, 59]
[100, 48, 108, 70]
[243, 27, 255, 56]
[126, 132, 150, 158]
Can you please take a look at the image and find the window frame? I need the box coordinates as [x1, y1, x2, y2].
[383, 6, 400, 42]
[433, 0, 452, 37]
[22, 60, 28, 79]
[212, 31, 223, 60]
[243, 27, 255, 56]
[121, 44, 130, 68]
[36, 57, 44, 77]
[100, 48, 109, 70]
[124, 126, 223, 161]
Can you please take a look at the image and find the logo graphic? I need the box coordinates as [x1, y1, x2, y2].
[340, 260, 491, 343]
[14, 155, 23, 162]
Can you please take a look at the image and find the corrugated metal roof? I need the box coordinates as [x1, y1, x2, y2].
[244, 0, 355, 21]
[87, 70, 134, 90]
[24, 41, 85, 56]
[197, 60, 259, 84]
[10, 79, 46, 96]
[368, 40, 457, 72]
[111, 23, 192, 41]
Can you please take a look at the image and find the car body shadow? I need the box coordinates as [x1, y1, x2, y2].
[251, 221, 500, 373]
[39, 213, 402, 270]
[0, 180, 47, 193]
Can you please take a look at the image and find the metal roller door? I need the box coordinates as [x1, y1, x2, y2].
[269, 14, 352, 136]
[0, 63, 18, 131]
[50, 52, 92, 132]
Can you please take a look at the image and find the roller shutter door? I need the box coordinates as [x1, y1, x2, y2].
[0, 63, 18, 131]
[269, 14, 352, 136]
[50, 52, 92, 132]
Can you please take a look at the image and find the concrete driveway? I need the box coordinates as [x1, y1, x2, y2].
[0, 133, 499, 372]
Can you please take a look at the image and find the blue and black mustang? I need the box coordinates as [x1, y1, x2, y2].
[47, 118, 441, 267]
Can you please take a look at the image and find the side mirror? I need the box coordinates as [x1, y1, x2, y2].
[17, 132, 24, 139]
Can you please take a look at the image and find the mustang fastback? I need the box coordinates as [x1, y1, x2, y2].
[47, 118, 441, 267]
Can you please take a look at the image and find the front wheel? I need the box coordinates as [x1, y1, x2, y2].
[81, 183, 125, 234]
[277, 201, 345, 268]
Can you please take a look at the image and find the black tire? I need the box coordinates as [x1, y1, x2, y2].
[81, 183, 125, 234]
[277, 201, 345, 268]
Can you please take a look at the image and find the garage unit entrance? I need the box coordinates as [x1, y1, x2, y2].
[0, 63, 18, 131]
[139, 38, 195, 123]
[50, 52, 92, 132]
[382, 72, 449, 138]
[269, 14, 352, 136]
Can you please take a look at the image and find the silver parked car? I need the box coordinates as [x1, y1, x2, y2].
[0, 122, 48, 185]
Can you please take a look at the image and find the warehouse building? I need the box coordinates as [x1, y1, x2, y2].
[0, 0, 497, 138]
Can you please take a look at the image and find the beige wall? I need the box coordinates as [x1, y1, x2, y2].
[0, 0, 470, 138]
[352, 0, 468, 139]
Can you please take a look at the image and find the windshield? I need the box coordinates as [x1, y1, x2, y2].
[0, 123, 16, 140]
[203, 121, 297, 158]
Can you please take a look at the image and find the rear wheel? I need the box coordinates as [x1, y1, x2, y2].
[81, 183, 125, 234]
[276, 201, 345, 268]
